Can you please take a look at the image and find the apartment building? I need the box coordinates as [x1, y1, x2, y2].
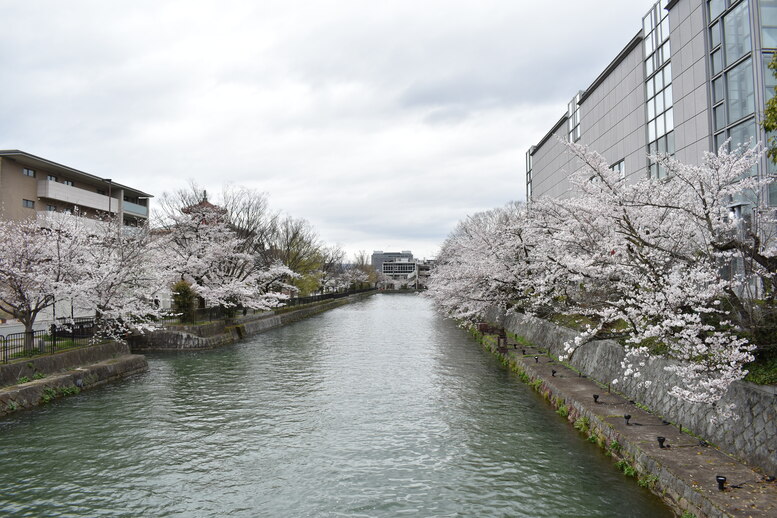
[526, 0, 777, 204]
[0, 150, 151, 226]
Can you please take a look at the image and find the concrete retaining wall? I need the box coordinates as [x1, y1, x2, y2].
[484, 308, 777, 476]
[0, 341, 148, 417]
[130, 293, 374, 352]
[0, 341, 135, 387]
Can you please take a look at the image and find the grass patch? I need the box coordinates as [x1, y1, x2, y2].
[573, 417, 590, 434]
[744, 351, 777, 385]
[638, 474, 659, 488]
[549, 313, 596, 330]
[615, 459, 637, 478]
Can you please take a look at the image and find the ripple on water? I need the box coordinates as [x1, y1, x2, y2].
[0, 294, 671, 517]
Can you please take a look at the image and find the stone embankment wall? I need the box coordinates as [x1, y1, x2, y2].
[484, 308, 777, 477]
[131, 292, 375, 352]
[0, 342, 148, 417]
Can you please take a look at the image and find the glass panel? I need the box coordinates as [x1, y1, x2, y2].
[769, 183, 777, 206]
[727, 58, 755, 123]
[648, 97, 656, 120]
[729, 118, 756, 148]
[765, 54, 777, 101]
[769, 131, 777, 174]
[646, 56, 655, 76]
[655, 69, 664, 91]
[645, 30, 655, 57]
[657, 113, 666, 137]
[713, 76, 724, 103]
[649, 141, 657, 156]
[710, 21, 721, 49]
[712, 50, 722, 75]
[664, 84, 673, 108]
[663, 63, 672, 85]
[662, 41, 671, 61]
[643, 13, 651, 37]
[667, 131, 675, 154]
[656, 91, 665, 114]
[665, 107, 674, 132]
[650, 163, 658, 179]
[660, 18, 669, 43]
[714, 131, 726, 153]
[714, 103, 726, 131]
[648, 119, 656, 141]
[761, 1, 777, 48]
[657, 135, 667, 154]
[709, 0, 725, 21]
[765, 28, 777, 49]
[647, 77, 655, 98]
[724, 2, 751, 67]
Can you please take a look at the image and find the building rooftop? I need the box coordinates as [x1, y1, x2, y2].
[0, 149, 153, 198]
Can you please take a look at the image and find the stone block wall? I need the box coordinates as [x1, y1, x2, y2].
[484, 308, 777, 476]
[0, 341, 132, 388]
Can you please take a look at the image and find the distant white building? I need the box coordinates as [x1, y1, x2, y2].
[377, 252, 434, 290]
[372, 250, 413, 272]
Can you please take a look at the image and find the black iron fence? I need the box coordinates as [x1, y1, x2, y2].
[1, 319, 97, 364]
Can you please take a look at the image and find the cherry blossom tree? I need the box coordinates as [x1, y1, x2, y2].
[427, 202, 538, 322]
[428, 141, 772, 415]
[163, 203, 295, 313]
[73, 218, 168, 340]
[0, 213, 90, 349]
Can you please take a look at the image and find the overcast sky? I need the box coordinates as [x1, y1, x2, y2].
[0, 0, 655, 259]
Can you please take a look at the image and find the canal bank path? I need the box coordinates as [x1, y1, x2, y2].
[486, 333, 777, 518]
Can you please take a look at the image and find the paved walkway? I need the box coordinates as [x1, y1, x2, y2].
[495, 336, 777, 518]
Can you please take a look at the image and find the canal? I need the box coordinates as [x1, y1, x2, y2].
[0, 294, 671, 517]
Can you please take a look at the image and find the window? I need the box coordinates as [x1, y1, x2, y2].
[46, 204, 57, 212]
[47, 175, 57, 182]
[22, 168, 35, 177]
[709, 0, 725, 20]
[723, 2, 751, 66]
[762, 0, 777, 48]
[709, 0, 756, 154]
[611, 160, 626, 180]
[644, 1, 673, 179]
[567, 92, 581, 142]
[62, 180, 73, 186]
[726, 58, 755, 123]
[22, 199, 34, 209]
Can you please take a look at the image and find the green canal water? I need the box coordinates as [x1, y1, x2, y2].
[0, 294, 671, 517]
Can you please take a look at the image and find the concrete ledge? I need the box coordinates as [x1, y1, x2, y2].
[0, 341, 133, 387]
[0, 354, 148, 417]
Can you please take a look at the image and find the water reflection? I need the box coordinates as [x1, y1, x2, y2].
[0, 293, 671, 517]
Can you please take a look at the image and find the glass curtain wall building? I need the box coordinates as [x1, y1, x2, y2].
[526, 0, 777, 204]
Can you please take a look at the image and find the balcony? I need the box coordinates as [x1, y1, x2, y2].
[36, 211, 107, 234]
[123, 200, 149, 217]
[37, 180, 116, 213]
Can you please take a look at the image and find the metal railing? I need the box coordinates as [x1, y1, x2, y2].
[1, 319, 97, 364]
